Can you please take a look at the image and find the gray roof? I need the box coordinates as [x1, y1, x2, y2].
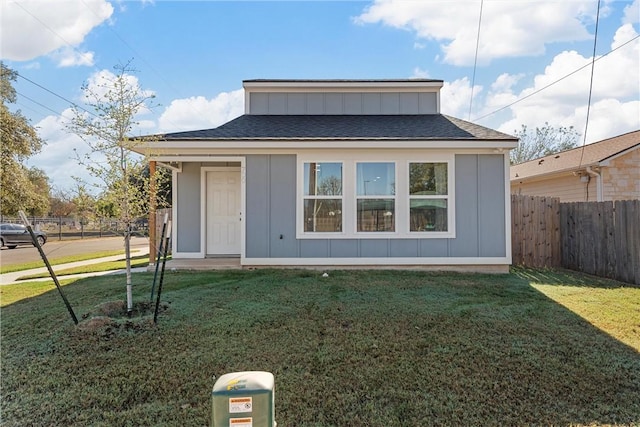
[160, 114, 516, 141]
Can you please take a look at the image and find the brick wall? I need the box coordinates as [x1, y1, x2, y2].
[602, 149, 640, 201]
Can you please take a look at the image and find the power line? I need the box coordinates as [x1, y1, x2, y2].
[472, 34, 639, 122]
[16, 91, 63, 117]
[79, 0, 188, 101]
[16, 73, 99, 118]
[13, 0, 180, 130]
[578, 0, 601, 167]
[15, 101, 51, 120]
[12, 1, 95, 66]
[468, 0, 484, 121]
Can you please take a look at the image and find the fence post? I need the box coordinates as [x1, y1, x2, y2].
[58, 217, 62, 240]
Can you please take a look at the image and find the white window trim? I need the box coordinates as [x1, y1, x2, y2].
[355, 161, 397, 235]
[406, 160, 454, 238]
[297, 160, 346, 237]
[296, 151, 455, 239]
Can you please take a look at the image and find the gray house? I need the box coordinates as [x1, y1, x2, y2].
[137, 79, 517, 272]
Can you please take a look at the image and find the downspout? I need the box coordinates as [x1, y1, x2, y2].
[586, 166, 602, 201]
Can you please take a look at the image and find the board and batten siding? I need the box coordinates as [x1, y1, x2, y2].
[244, 154, 506, 259]
[248, 92, 438, 115]
[173, 161, 241, 254]
[175, 162, 201, 253]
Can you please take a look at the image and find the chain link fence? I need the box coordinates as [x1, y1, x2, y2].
[0, 215, 149, 241]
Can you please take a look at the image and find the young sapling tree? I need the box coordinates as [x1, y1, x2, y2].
[67, 61, 158, 314]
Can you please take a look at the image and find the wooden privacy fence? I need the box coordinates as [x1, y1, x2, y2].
[511, 195, 561, 268]
[561, 200, 639, 285]
[511, 195, 640, 285]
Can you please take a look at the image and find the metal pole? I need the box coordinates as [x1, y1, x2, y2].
[154, 220, 171, 324]
[18, 211, 78, 325]
[150, 213, 168, 302]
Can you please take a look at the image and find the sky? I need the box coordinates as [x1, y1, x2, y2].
[1, 0, 639, 191]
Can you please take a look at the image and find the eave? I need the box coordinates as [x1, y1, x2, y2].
[132, 138, 518, 156]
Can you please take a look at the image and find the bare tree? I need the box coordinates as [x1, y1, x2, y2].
[67, 61, 157, 315]
[510, 123, 580, 165]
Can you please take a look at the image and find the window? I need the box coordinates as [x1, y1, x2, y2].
[297, 153, 455, 239]
[303, 162, 343, 232]
[409, 163, 448, 232]
[356, 162, 395, 232]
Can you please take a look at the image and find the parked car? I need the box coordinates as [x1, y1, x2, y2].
[0, 223, 47, 249]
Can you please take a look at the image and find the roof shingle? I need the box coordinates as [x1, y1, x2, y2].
[160, 114, 516, 141]
[510, 130, 640, 180]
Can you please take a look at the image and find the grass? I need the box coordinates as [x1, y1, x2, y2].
[16, 255, 150, 280]
[516, 267, 640, 351]
[1, 268, 639, 426]
[0, 250, 125, 274]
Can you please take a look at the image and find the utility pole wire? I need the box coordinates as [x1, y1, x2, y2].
[12, 1, 95, 67]
[472, 34, 639, 122]
[15, 91, 63, 117]
[17, 73, 99, 118]
[468, 0, 484, 121]
[579, 0, 601, 167]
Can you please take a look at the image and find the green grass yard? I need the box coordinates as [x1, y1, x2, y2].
[15, 255, 150, 280]
[1, 268, 638, 426]
[0, 250, 125, 274]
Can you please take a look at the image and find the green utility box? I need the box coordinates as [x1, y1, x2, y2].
[212, 371, 276, 427]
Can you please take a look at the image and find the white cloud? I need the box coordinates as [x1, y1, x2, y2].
[484, 23, 640, 142]
[157, 90, 245, 133]
[27, 110, 97, 190]
[623, 0, 640, 24]
[491, 73, 524, 93]
[50, 47, 95, 68]
[440, 77, 483, 119]
[573, 98, 640, 142]
[355, 0, 595, 65]
[411, 67, 430, 78]
[0, 0, 112, 64]
[81, 68, 157, 129]
[23, 62, 41, 70]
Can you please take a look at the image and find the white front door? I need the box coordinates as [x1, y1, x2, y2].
[206, 170, 241, 255]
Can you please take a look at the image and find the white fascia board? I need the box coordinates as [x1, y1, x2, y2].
[241, 256, 511, 266]
[150, 148, 505, 162]
[136, 139, 518, 154]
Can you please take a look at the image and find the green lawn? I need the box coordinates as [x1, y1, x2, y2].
[0, 250, 125, 274]
[16, 255, 151, 280]
[1, 268, 638, 426]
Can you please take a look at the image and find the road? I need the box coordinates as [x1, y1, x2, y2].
[0, 236, 150, 268]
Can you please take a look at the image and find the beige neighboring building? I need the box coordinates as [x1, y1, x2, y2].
[511, 130, 640, 202]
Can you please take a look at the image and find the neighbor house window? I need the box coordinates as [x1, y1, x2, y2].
[303, 162, 343, 232]
[356, 162, 395, 232]
[409, 162, 448, 232]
